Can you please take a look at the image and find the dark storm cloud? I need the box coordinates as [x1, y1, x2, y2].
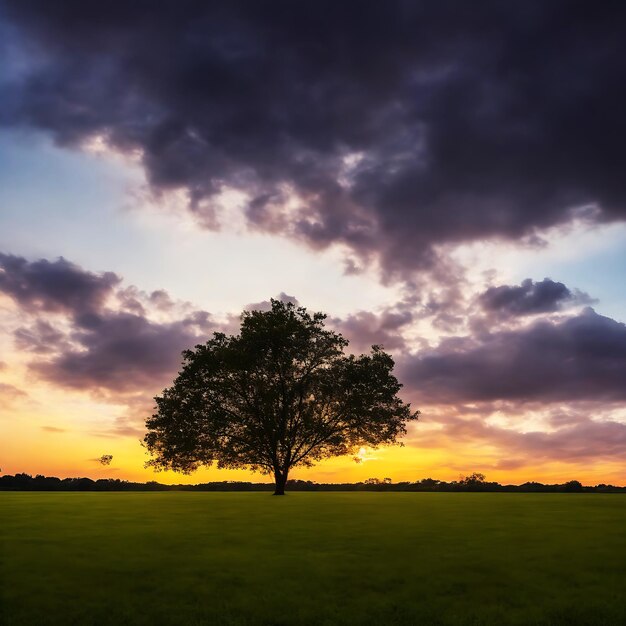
[0, 253, 120, 314]
[400, 308, 626, 404]
[478, 278, 592, 318]
[3, 1, 626, 275]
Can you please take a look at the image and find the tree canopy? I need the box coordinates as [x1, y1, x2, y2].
[144, 300, 418, 494]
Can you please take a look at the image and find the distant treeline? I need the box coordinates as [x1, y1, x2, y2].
[1, 472, 624, 492]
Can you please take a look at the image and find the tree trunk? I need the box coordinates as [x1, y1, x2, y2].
[273, 469, 288, 495]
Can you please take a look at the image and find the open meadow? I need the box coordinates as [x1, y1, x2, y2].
[1, 492, 625, 625]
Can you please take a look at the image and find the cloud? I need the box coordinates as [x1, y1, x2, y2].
[147, 289, 175, 311]
[400, 308, 626, 404]
[33, 310, 210, 394]
[492, 459, 527, 471]
[420, 413, 626, 466]
[41, 425, 66, 433]
[0, 253, 119, 314]
[14, 320, 68, 353]
[3, 2, 626, 275]
[0, 382, 28, 405]
[2, 248, 624, 472]
[478, 278, 592, 318]
[115, 286, 178, 316]
[0, 251, 215, 397]
[332, 308, 413, 353]
[240, 294, 413, 353]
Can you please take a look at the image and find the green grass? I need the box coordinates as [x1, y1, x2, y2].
[1, 493, 625, 625]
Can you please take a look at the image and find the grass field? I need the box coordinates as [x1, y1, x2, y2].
[1, 493, 625, 625]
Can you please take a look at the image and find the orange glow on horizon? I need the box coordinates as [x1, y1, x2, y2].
[2, 412, 624, 487]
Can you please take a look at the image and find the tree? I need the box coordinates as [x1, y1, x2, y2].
[144, 300, 419, 495]
[460, 472, 486, 485]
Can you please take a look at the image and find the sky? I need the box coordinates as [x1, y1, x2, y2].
[0, 1, 625, 486]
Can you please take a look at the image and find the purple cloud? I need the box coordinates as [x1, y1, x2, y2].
[33, 311, 209, 394]
[0, 253, 120, 314]
[418, 413, 626, 466]
[332, 308, 413, 353]
[478, 278, 592, 318]
[14, 320, 68, 354]
[401, 308, 626, 404]
[0, 252, 215, 396]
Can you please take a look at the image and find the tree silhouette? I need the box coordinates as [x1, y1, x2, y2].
[144, 300, 418, 494]
[460, 472, 486, 485]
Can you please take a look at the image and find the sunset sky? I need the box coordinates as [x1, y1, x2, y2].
[1, 1, 625, 486]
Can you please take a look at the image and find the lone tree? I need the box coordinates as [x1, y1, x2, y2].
[144, 300, 419, 495]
